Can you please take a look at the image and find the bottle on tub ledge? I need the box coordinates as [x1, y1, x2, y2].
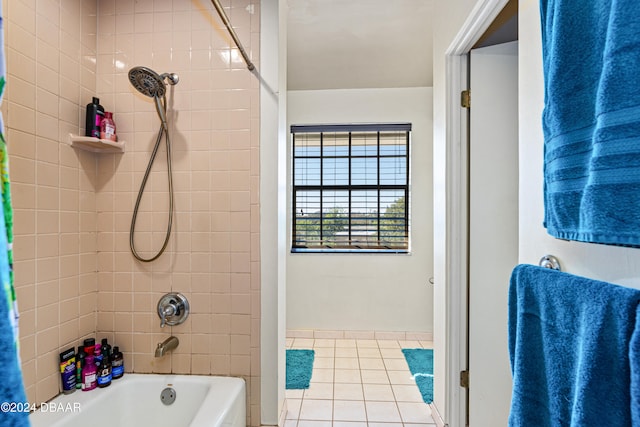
[97, 338, 112, 388]
[81, 354, 97, 391]
[110, 346, 124, 380]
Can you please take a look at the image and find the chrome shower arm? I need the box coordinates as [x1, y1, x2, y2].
[208, 0, 255, 71]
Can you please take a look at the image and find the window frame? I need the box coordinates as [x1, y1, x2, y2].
[291, 123, 411, 253]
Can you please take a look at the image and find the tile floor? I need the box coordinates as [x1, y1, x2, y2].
[284, 338, 436, 427]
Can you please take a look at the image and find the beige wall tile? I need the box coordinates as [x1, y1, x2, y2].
[9, 2, 260, 424]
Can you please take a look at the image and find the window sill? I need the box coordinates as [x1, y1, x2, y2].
[290, 248, 410, 254]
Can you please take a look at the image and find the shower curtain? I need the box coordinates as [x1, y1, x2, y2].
[0, 2, 30, 426]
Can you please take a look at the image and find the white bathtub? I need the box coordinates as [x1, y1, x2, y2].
[29, 374, 245, 427]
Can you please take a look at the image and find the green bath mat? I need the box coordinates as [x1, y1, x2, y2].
[402, 348, 434, 403]
[286, 349, 315, 389]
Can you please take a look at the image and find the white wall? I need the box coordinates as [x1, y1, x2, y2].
[286, 88, 434, 333]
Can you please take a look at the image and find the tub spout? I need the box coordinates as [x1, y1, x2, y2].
[155, 336, 179, 357]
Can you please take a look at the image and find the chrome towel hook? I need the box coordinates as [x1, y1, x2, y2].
[539, 254, 561, 271]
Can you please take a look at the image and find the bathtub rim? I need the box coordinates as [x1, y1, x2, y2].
[29, 373, 246, 427]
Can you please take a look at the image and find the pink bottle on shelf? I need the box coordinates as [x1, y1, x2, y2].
[100, 111, 117, 142]
[81, 355, 98, 391]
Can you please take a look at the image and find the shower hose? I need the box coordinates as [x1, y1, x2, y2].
[129, 93, 174, 262]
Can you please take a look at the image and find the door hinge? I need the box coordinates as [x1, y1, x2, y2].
[460, 370, 469, 388]
[461, 90, 471, 108]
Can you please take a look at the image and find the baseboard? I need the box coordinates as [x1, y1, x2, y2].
[287, 329, 433, 341]
[429, 402, 447, 427]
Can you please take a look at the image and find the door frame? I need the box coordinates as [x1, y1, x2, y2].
[433, 1, 510, 426]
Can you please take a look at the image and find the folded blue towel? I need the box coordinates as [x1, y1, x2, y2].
[508, 264, 640, 426]
[540, 0, 640, 246]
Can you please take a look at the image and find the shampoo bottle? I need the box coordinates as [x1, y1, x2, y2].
[59, 348, 76, 394]
[75, 346, 85, 389]
[81, 355, 97, 391]
[97, 351, 112, 388]
[100, 112, 117, 141]
[110, 346, 124, 380]
[100, 338, 112, 359]
[85, 97, 104, 138]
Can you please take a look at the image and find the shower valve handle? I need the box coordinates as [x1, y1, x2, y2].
[157, 293, 189, 328]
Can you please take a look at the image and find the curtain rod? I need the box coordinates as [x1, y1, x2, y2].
[209, 0, 255, 71]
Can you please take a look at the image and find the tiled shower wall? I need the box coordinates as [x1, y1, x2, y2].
[6, 0, 261, 425]
[6, 0, 100, 405]
[94, 0, 261, 424]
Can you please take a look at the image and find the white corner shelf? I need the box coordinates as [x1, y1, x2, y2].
[67, 134, 125, 153]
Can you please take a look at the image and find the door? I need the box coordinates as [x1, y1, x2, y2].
[468, 41, 518, 426]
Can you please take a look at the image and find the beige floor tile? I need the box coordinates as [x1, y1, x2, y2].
[359, 357, 386, 370]
[299, 399, 333, 421]
[357, 347, 381, 358]
[311, 368, 334, 383]
[365, 401, 402, 422]
[335, 357, 360, 369]
[384, 358, 410, 371]
[297, 421, 332, 427]
[377, 339, 401, 348]
[335, 339, 357, 348]
[286, 389, 305, 399]
[291, 338, 315, 349]
[387, 370, 415, 385]
[392, 384, 424, 402]
[361, 369, 390, 384]
[314, 347, 335, 358]
[314, 357, 334, 369]
[380, 347, 405, 358]
[334, 383, 364, 400]
[335, 347, 358, 358]
[286, 398, 302, 419]
[363, 383, 395, 401]
[314, 338, 336, 348]
[284, 334, 434, 425]
[355, 339, 378, 348]
[398, 402, 435, 424]
[283, 419, 298, 427]
[293, 338, 315, 348]
[334, 369, 362, 383]
[304, 382, 334, 399]
[333, 422, 367, 427]
[333, 400, 367, 422]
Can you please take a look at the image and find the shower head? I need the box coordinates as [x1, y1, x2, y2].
[128, 66, 179, 98]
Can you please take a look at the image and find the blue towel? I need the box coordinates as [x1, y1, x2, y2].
[508, 264, 640, 426]
[631, 307, 640, 425]
[540, 0, 640, 246]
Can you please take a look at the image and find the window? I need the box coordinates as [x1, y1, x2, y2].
[291, 123, 410, 252]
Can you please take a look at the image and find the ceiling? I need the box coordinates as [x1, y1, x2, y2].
[287, 0, 434, 91]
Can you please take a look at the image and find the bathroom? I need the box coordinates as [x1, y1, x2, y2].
[4, 1, 640, 427]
